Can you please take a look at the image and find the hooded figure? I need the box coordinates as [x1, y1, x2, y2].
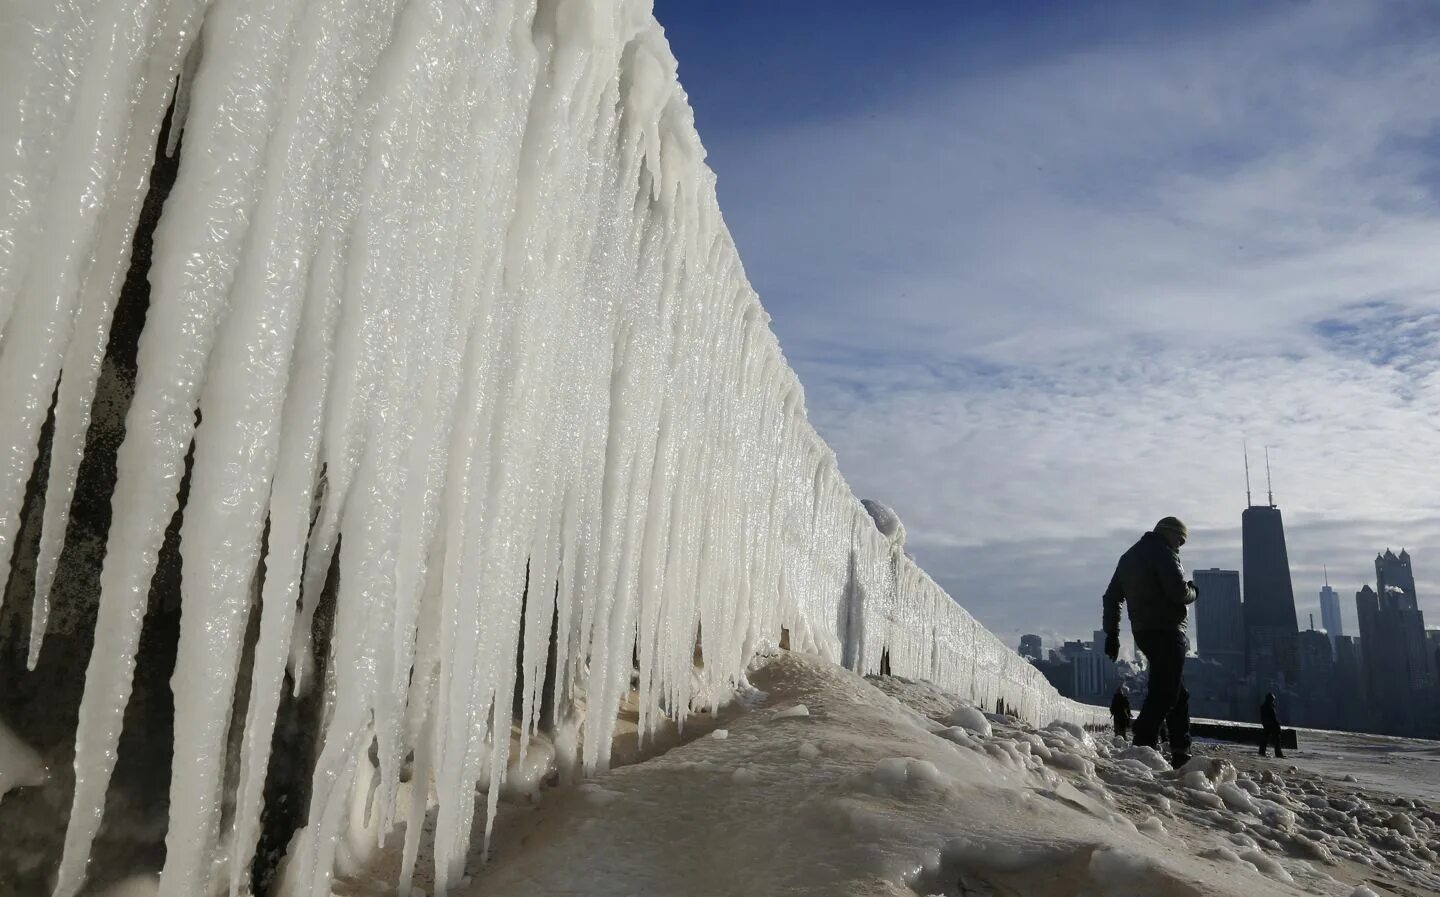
[1259, 692, 1285, 758]
[1101, 517, 1198, 767]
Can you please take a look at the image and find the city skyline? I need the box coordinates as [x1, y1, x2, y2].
[1012, 521, 1433, 652]
[1022, 536, 1438, 738]
[656, 1, 1440, 646]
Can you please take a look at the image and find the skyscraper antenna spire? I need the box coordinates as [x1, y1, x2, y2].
[1265, 445, 1274, 508]
[1244, 443, 1253, 507]
[1324, 564, 1329, 587]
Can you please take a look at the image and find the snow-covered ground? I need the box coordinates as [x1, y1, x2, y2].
[1278, 729, 1440, 806]
[293, 651, 1431, 897]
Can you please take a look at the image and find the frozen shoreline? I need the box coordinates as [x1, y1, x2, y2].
[302, 652, 1433, 897]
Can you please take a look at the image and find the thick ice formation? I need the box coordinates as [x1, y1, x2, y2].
[0, 2, 1102, 895]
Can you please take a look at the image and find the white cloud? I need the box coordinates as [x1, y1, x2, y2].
[702, 2, 1440, 639]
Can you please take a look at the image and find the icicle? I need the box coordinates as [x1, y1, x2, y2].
[3, 3, 1110, 896]
[0, 0, 192, 614]
[24, 7, 193, 667]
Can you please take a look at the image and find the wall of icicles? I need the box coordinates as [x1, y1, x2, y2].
[0, 0, 1104, 894]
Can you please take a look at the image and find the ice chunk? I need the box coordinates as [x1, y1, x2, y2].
[1044, 751, 1095, 778]
[1216, 782, 1257, 814]
[870, 757, 948, 795]
[1182, 770, 1213, 792]
[1137, 815, 1166, 836]
[1119, 746, 1170, 771]
[1237, 848, 1293, 883]
[1188, 790, 1225, 810]
[945, 705, 992, 738]
[773, 704, 810, 720]
[860, 499, 907, 549]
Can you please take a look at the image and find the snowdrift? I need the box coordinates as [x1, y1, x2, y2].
[0, 2, 1101, 895]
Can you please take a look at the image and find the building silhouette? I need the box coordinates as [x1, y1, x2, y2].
[1377, 549, 1417, 603]
[1194, 568, 1244, 675]
[1018, 634, 1042, 661]
[1356, 562, 1432, 735]
[1319, 574, 1343, 647]
[1332, 635, 1365, 726]
[1296, 621, 1336, 726]
[1242, 504, 1299, 684]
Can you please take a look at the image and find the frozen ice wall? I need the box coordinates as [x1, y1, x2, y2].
[0, 0, 1103, 894]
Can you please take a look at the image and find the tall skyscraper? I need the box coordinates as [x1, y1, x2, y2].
[1018, 634, 1042, 661]
[1319, 572, 1343, 647]
[1194, 568, 1244, 674]
[1357, 563, 1432, 735]
[1241, 456, 1300, 682]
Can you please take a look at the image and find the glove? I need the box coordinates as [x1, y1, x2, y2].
[1104, 634, 1120, 661]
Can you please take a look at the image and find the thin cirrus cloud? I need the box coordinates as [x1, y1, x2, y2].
[657, 2, 1440, 645]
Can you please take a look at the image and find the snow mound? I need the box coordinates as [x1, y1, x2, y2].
[1045, 720, 1095, 751]
[1119, 745, 1170, 771]
[870, 757, 949, 796]
[945, 705, 992, 738]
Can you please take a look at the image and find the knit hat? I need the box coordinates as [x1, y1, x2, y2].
[1154, 516, 1188, 542]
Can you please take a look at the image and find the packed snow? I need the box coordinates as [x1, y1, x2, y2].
[0, 1, 1100, 895]
[312, 652, 1434, 897]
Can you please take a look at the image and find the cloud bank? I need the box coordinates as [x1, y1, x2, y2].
[664, 1, 1440, 646]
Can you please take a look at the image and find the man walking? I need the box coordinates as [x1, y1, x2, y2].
[1110, 688, 1132, 740]
[1101, 517, 1198, 768]
[1259, 693, 1285, 758]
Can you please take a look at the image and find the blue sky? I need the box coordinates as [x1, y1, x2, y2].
[654, 1, 1440, 653]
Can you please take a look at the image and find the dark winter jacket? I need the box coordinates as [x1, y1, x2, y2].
[1102, 531, 1197, 637]
[1110, 692, 1130, 720]
[1261, 698, 1280, 729]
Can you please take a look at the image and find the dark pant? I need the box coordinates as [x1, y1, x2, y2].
[1260, 724, 1284, 756]
[1133, 630, 1190, 759]
[1112, 715, 1129, 738]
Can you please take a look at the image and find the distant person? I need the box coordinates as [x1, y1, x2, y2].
[1101, 516, 1199, 767]
[1110, 688, 1131, 739]
[1259, 692, 1285, 758]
